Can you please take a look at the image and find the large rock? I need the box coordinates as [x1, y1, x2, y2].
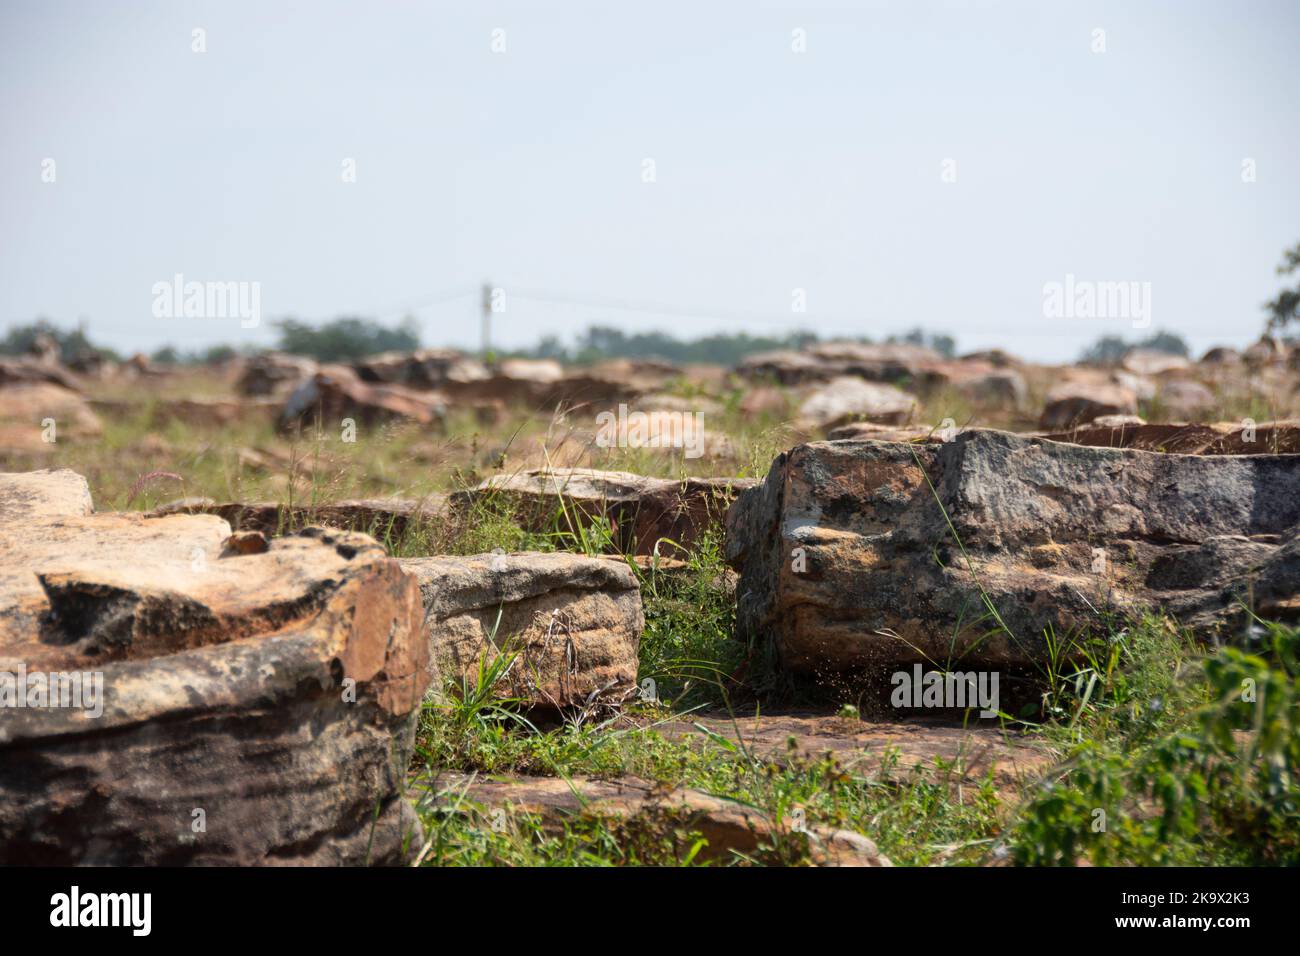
[1039, 420, 1300, 455]
[401, 552, 641, 709]
[0, 469, 429, 865]
[236, 352, 317, 397]
[725, 430, 1300, 675]
[797, 377, 917, 430]
[353, 348, 489, 390]
[280, 364, 445, 430]
[1157, 379, 1217, 420]
[0, 383, 102, 453]
[1039, 380, 1138, 429]
[426, 772, 890, 866]
[149, 495, 448, 541]
[454, 468, 755, 555]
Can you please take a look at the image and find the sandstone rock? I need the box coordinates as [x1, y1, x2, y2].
[0, 356, 82, 392]
[798, 377, 917, 430]
[1122, 349, 1190, 376]
[738, 386, 791, 417]
[149, 495, 447, 541]
[496, 358, 564, 383]
[280, 364, 446, 430]
[659, 712, 1048, 796]
[726, 430, 1300, 676]
[401, 551, 642, 709]
[1157, 379, 1217, 420]
[1039, 380, 1138, 429]
[1200, 346, 1243, 365]
[236, 352, 317, 397]
[0, 383, 102, 452]
[425, 772, 890, 866]
[952, 367, 1028, 410]
[454, 468, 755, 555]
[0, 469, 429, 864]
[1039, 420, 1300, 455]
[735, 349, 827, 385]
[824, 421, 942, 443]
[353, 348, 489, 390]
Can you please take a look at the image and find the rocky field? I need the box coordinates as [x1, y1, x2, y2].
[2, 336, 1298, 866]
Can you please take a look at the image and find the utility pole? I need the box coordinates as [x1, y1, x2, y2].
[480, 281, 492, 360]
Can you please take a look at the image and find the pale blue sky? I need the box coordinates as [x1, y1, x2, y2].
[2, 0, 1297, 361]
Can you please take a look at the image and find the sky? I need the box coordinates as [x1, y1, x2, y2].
[2, 0, 1298, 362]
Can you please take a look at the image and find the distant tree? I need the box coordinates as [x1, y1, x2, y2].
[1136, 331, 1189, 356]
[1265, 241, 1300, 331]
[1080, 335, 1131, 364]
[198, 344, 238, 364]
[0, 319, 119, 363]
[889, 328, 956, 358]
[274, 317, 420, 362]
[151, 345, 180, 364]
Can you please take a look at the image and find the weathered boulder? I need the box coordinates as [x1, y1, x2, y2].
[150, 495, 448, 541]
[1122, 349, 1190, 377]
[0, 469, 429, 865]
[0, 356, 82, 392]
[353, 348, 488, 390]
[824, 421, 942, 443]
[454, 468, 755, 555]
[1039, 380, 1138, 429]
[236, 352, 317, 397]
[280, 364, 446, 430]
[425, 772, 890, 866]
[1039, 420, 1300, 455]
[401, 552, 642, 709]
[797, 377, 917, 430]
[1157, 379, 1217, 420]
[726, 430, 1300, 675]
[0, 383, 102, 452]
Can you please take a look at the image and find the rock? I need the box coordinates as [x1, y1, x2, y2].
[738, 386, 791, 417]
[236, 352, 318, 397]
[1039, 420, 1300, 455]
[0, 383, 102, 452]
[798, 377, 917, 430]
[1122, 349, 1190, 376]
[0, 356, 82, 392]
[1244, 335, 1284, 367]
[279, 364, 446, 430]
[401, 552, 642, 709]
[149, 496, 447, 541]
[0, 469, 429, 865]
[725, 430, 1300, 676]
[1157, 379, 1217, 420]
[735, 349, 827, 385]
[952, 367, 1028, 410]
[425, 772, 890, 866]
[824, 421, 942, 443]
[1039, 380, 1138, 429]
[1200, 346, 1243, 365]
[496, 358, 564, 383]
[454, 468, 756, 555]
[659, 712, 1048, 796]
[353, 348, 489, 390]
